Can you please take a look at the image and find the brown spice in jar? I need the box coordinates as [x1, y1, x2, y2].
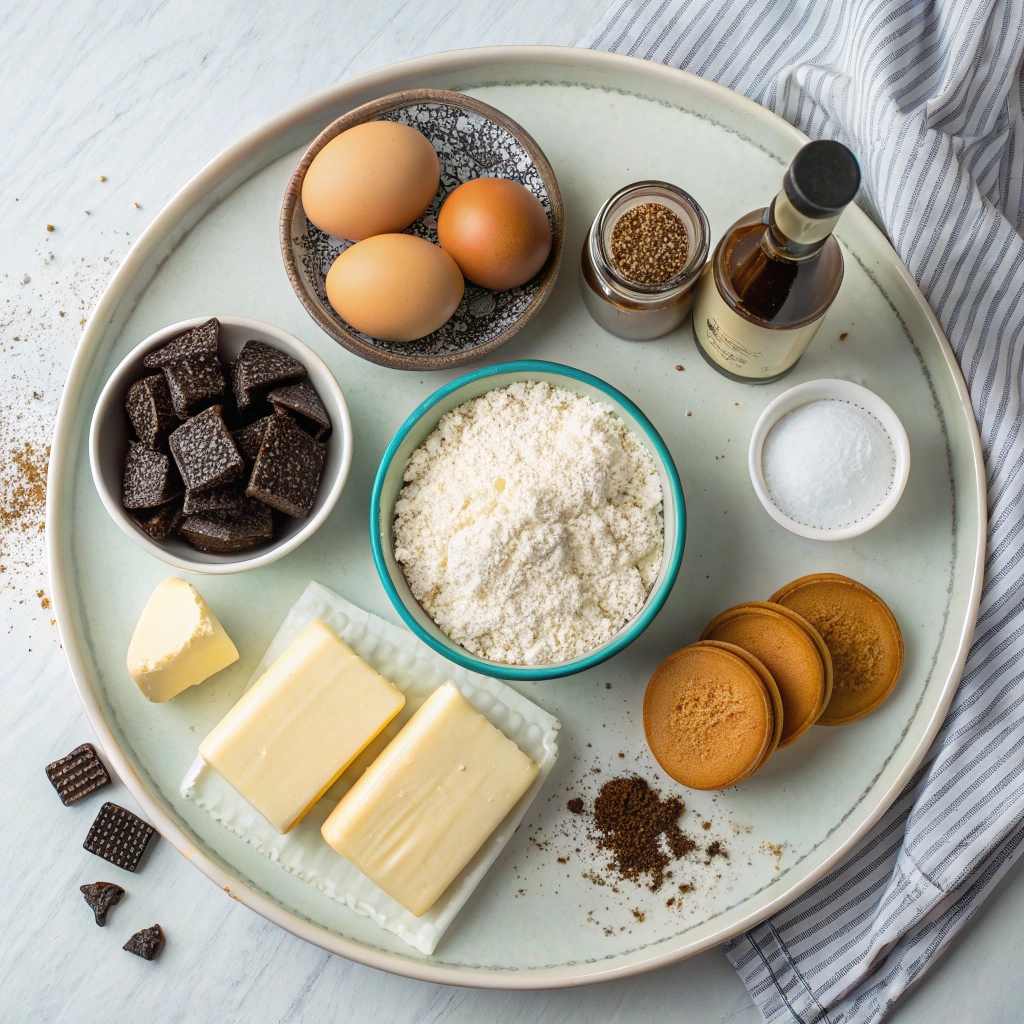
[591, 776, 690, 892]
[609, 203, 688, 286]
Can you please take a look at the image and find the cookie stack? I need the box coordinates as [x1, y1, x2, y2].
[644, 573, 903, 790]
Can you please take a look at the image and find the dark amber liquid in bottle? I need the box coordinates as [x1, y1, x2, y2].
[715, 208, 844, 330]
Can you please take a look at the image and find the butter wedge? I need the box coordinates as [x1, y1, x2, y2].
[127, 578, 239, 703]
[321, 681, 539, 916]
[199, 619, 405, 834]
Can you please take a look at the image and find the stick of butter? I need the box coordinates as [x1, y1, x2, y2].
[127, 578, 239, 703]
[321, 681, 539, 917]
[199, 619, 405, 834]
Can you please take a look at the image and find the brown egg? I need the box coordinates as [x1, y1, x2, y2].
[301, 121, 440, 240]
[325, 234, 464, 342]
[437, 178, 552, 290]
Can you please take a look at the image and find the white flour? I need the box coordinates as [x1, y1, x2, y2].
[393, 381, 665, 665]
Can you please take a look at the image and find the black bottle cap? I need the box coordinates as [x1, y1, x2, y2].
[783, 140, 860, 218]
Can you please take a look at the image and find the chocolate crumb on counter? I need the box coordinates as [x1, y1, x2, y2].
[80, 881, 124, 926]
[123, 924, 165, 961]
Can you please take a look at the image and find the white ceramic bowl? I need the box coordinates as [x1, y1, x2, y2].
[748, 378, 910, 541]
[89, 315, 352, 574]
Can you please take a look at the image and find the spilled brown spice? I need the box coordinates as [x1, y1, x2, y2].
[591, 776, 692, 892]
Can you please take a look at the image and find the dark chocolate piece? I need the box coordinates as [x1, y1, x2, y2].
[232, 414, 276, 463]
[267, 379, 331, 440]
[83, 802, 156, 872]
[246, 414, 326, 518]
[80, 881, 125, 926]
[162, 355, 226, 419]
[45, 743, 111, 806]
[125, 375, 176, 446]
[231, 340, 305, 410]
[123, 924, 165, 961]
[122, 441, 183, 509]
[168, 405, 244, 493]
[182, 484, 247, 516]
[142, 318, 219, 368]
[179, 501, 274, 553]
[129, 499, 184, 541]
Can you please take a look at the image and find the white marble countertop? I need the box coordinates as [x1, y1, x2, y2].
[1, 2, 1018, 1020]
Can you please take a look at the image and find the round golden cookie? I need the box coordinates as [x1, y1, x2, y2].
[700, 640, 784, 772]
[770, 574, 903, 726]
[643, 641, 778, 790]
[701, 602, 832, 747]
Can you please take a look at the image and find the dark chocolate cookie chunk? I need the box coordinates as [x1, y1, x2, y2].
[179, 501, 274, 553]
[142, 318, 219, 368]
[182, 484, 247, 516]
[162, 354, 226, 419]
[122, 441, 183, 509]
[231, 340, 305, 410]
[267, 379, 331, 440]
[45, 743, 111, 806]
[246, 414, 326, 518]
[168, 405, 244, 493]
[124, 924, 165, 961]
[83, 803, 156, 872]
[80, 881, 125, 926]
[232, 413, 276, 463]
[125, 375, 176, 446]
[129, 499, 184, 541]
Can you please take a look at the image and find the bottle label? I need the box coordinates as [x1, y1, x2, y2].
[691, 267, 824, 380]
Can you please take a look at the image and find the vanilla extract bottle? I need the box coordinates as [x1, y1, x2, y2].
[691, 140, 861, 383]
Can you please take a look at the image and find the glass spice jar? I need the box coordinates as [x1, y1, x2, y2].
[580, 181, 710, 341]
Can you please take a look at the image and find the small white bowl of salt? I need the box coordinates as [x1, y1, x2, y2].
[748, 379, 910, 541]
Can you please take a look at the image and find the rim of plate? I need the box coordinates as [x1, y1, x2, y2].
[280, 87, 565, 370]
[45, 45, 987, 989]
[368, 359, 686, 680]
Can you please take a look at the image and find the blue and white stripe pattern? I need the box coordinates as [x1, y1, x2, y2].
[582, 3, 1024, 1021]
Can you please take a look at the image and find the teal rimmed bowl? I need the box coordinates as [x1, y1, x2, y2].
[369, 360, 686, 680]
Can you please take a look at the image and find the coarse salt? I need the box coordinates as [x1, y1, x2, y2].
[393, 381, 665, 666]
[762, 399, 895, 530]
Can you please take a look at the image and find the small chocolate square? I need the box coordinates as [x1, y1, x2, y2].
[80, 881, 125, 926]
[179, 501, 274, 553]
[232, 414, 276, 463]
[267, 379, 331, 440]
[182, 484, 247, 516]
[129, 499, 184, 541]
[122, 441, 183, 509]
[124, 924, 165, 961]
[83, 802, 156, 872]
[246, 414, 325, 518]
[125, 375, 176, 446]
[231, 340, 305, 410]
[143, 318, 219, 368]
[162, 354, 226, 419]
[168, 405, 244, 493]
[45, 743, 111, 806]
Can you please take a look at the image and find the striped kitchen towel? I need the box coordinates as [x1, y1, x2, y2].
[581, 2, 1024, 1022]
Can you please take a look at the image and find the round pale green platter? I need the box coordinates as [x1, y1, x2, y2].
[47, 46, 985, 988]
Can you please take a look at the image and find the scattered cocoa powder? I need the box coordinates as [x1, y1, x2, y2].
[0, 441, 48, 553]
[590, 776, 692, 892]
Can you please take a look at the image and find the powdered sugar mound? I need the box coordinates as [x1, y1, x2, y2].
[394, 381, 664, 665]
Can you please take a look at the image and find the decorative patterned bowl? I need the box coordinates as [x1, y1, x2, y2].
[369, 360, 686, 680]
[280, 89, 564, 371]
